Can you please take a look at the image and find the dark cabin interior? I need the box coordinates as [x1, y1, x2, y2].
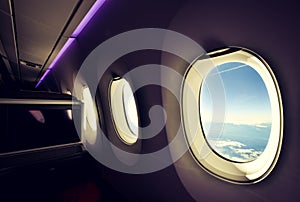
[0, 0, 300, 201]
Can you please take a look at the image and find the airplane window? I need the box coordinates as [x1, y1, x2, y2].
[200, 62, 271, 162]
[110, 78, 139, 145]
[78, 85, 99, 145]
[123, 80, 139, 136]
[66, 109, 72, 120]
[83, 86, 97, 132]
[65, 90, 73, 120]
[182, 47, 283, 183]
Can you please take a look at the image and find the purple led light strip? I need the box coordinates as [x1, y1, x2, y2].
[37, 38, 75, 84]
[71, 0, 106, 37]
[36, 0, 106, 87]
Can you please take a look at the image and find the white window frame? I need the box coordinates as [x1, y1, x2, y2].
[181, 47, 283, 183]
[110, 78, 139, 145]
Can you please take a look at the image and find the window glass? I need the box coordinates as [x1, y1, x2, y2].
[200, 62, 272, 162]
[83, 86, 97, 132]
[65, 90, 73, 120]
[110, 78, 139, 145]
[123, 81, 139, 136]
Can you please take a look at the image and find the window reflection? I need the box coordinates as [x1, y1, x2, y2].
[29, 110, 45, 123]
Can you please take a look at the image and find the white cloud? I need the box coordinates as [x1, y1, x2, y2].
[211, 139, 263, 162]
[255, 124, 269, 128]
[213, 140, 245, 148]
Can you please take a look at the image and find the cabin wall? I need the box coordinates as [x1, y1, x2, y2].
[50, 0, 300, 201]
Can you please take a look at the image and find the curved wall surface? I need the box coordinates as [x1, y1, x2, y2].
[50, 0, 300, 201]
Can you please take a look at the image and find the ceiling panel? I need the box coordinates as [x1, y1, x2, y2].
[62, 0, 95, 37]
[0, 0, 97, 87]
[14, 0, 79, 65]
[0, 11, 18, 63]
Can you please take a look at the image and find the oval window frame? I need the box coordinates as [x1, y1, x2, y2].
[110, 77, 139, 145]
[81, 85, 99, 145]
[181, 47, 283, 183]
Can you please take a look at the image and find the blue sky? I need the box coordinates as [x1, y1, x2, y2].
[200, 62, 272, 125]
